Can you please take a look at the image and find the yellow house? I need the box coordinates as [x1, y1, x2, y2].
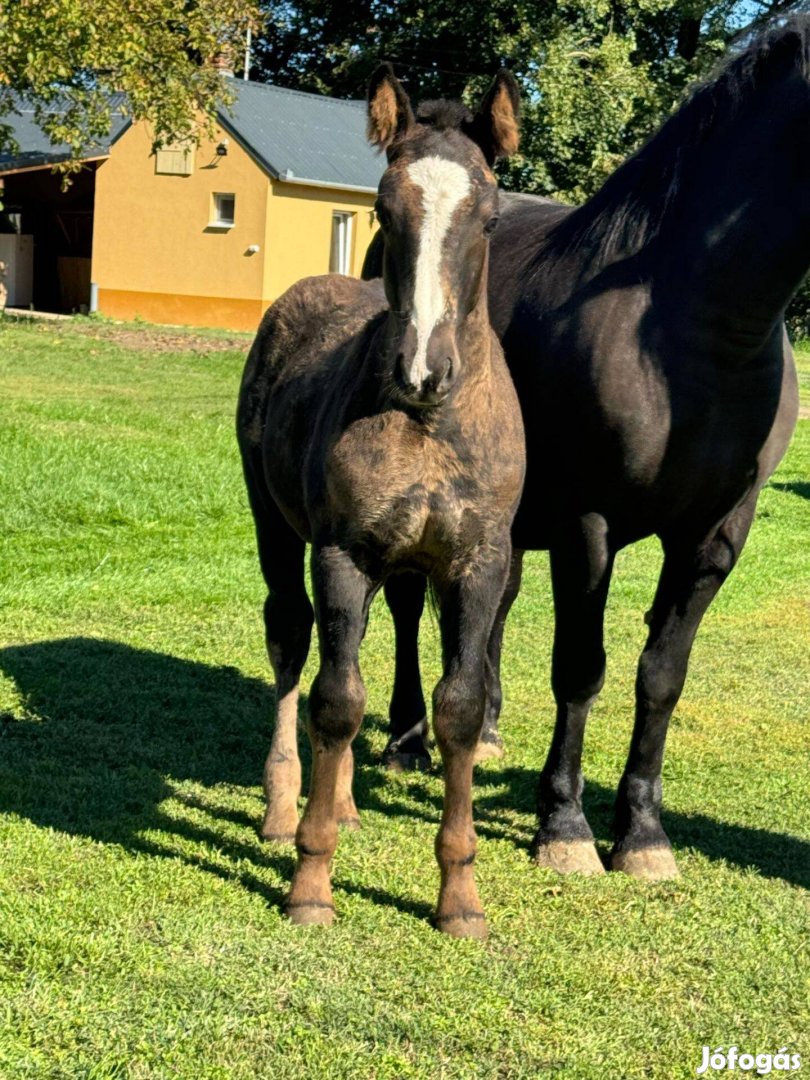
[0, 84, 385, 330]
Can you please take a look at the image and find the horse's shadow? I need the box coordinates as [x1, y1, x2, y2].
[1, 637, 807, 924]
[769, 480, 810, 501]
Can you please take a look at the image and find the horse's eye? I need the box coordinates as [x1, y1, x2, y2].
[376, 205, 391, 229]
[483, 215, 500, 236]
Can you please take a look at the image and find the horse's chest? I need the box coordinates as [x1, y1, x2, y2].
[322, 428, 483, 561]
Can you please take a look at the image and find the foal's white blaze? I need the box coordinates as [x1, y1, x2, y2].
[405, 156, 471, 386]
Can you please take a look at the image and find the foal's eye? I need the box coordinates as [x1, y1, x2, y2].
[483, 215, 500, 236]
[376, 205, 391, 229]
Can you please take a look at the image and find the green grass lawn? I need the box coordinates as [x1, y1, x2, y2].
[0, 316, 808, 1079]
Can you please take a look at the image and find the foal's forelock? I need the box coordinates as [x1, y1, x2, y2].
[404, 156, 472, 386]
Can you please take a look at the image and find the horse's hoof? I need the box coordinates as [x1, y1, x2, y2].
[611, 845, 679, 881]
[433, 911, 488, 940]
[383, 749, 432, 773]
[286, 900, 336, 926]
[474, 732, 504, 764]
[338, 815, 361, 831]
[532, 838, 605, 876]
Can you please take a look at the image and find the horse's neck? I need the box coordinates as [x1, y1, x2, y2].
[661, 86, 810, 356]
[453, 300, 497, 401]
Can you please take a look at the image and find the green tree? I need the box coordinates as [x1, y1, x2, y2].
[0, 0, 260, 167]
[253, 0, 808, 201]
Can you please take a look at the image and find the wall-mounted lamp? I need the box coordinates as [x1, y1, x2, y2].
[246, 244, 261, 255]
[216, 139, 229, 157]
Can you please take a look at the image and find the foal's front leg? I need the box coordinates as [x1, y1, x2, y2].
[286, 545, 372, 926]
[432, 546, 511, 939]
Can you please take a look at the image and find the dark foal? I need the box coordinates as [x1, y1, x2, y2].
[370, 19, 805, 880]
[237, 67, 524, 937]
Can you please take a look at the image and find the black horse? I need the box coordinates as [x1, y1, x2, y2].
[367, 19, 803, 880]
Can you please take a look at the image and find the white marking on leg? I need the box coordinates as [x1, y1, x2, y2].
[405, 156, 471, 386]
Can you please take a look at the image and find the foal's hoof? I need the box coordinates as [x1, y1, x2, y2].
[433, 911, 489, 940]
[474, 730, 505, 764]
[384, 751, 432, 773]
[382, 724, 432, 773]
[382, 736, 432, 773]
[338, 815, 361, 831]
[611, 845, 679, 881]
[532, 838, 605, 876]
[286, 900, 336, 927]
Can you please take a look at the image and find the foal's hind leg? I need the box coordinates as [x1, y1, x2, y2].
[382, 572, 431, 771]
[251, 493, 314, 843]
[287, 545, 372, 925]
[476, 549, 524, 763]
[612, 498, 757, 880]
[533, 516, 613, 876]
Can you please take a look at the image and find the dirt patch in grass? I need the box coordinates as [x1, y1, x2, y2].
[3, 313, 252, 354]
[71, 322, 252, 354]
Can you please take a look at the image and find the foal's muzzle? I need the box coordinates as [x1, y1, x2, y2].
[396, 355, 454, 407]
[394, 323, 458, 408]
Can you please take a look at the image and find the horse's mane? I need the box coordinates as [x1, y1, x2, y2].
[416, 99, 474, 130]
[540, 16, 810, 266]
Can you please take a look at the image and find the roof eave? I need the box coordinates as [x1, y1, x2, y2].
[0, 153, 109, 178]
[216, 108, 378, 195]
[275, 174, 378, 195]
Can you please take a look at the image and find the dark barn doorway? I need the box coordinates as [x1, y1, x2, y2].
[1, 164, 97, 314]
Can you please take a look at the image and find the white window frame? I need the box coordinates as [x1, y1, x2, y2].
[210, 192, 236, 229]
[330, 211, 354, 275]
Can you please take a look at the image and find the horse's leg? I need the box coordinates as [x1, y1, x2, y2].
[432, 545, 511, 939]
[476, 548, 524, 763]
[248, 480, 314, 843]
[612, 496, 757, 880]
[286, 545, 372, 925]
[382, 571, 431, 772]
[532, 515, 613, 876]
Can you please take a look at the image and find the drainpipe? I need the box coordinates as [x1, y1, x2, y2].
[90, 282, 99, 313]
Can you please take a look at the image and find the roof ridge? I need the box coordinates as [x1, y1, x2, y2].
[234, 81, 365, 109]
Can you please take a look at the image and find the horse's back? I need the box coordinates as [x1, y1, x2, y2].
[238, 275, 386, 453]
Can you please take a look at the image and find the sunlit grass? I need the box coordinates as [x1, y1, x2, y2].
[0, 318, 807, 1079]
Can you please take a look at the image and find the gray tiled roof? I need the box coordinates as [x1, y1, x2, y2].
[0, 92, 130, 173]
[220, 80, 385, 193]
[0, 82, 385, 192]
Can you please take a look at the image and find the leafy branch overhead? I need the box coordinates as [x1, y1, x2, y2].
[253, 0, 810, 202]
[0, 0, 261, 168]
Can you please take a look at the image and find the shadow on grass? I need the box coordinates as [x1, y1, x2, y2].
[0, 636, 807, 925]
[0, 636, 437, 922]
[770, 480, 810, 500]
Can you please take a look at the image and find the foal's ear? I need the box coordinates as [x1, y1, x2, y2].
[367, 63, 415, 154]
[465, 70, 520, 164]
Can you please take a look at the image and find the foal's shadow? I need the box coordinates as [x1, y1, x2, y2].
[1, 638, 807, 921]
[0, 637, 434, 920]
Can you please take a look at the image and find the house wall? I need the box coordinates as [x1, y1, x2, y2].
[92, 120, 379, 332]
[92, 122, 270, 331]
[263, 181, 377, 303]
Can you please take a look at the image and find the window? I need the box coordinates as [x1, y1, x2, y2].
[155, 141, 195, 176]
[330, 212, 354, 275]
[211, 193, 236, 228]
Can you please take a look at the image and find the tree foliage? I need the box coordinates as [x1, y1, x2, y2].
[253, 0, 808, 201]
[0, 0, 260, 165]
